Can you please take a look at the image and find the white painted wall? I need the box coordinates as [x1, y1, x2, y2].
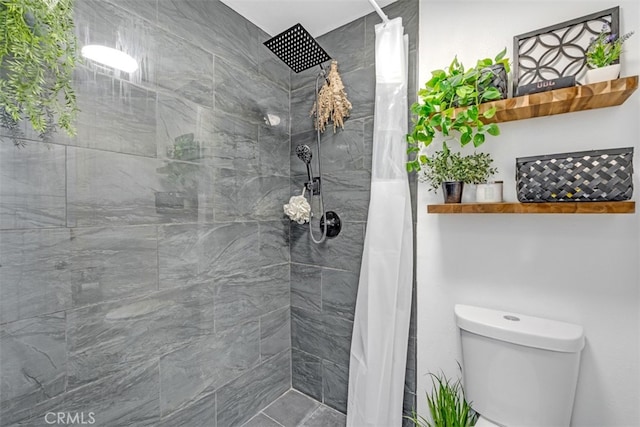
[416, 1, 640, 425]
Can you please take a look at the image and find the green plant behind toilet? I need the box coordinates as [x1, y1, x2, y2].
[406, 371, 477, 427]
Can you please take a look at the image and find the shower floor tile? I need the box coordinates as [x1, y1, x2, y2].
[243, 389, 346, 427]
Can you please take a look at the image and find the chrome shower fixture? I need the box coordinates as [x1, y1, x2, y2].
[284, 69, 341, 243]
[263, 113, 281, 126]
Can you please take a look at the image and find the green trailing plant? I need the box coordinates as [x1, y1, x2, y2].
[586, 24, 635, 68]
[0, 0, 79, 144]
[418, 142, 497, 192]
[406, 372, 477, 427]
[406, 49, 509, 174]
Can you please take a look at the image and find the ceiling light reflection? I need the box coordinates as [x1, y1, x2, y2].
[81, 45, 138, 73]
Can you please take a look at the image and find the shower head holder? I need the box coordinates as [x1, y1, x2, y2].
[305, 176, 321, 196]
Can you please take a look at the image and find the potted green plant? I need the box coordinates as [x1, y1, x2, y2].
[419, 142, 496, 204]
[406, 49, 509, 175]
[406, 371, 477, 427]
[464, 152, 497, 185]
[0, 0, 79, 144]
[585, 24, 635, 84]
[464, 152, 501, 203]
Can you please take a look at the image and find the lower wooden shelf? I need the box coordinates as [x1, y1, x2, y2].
[427, 201, 636, 214]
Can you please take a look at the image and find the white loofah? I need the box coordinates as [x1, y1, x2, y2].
[284, 188, 311, 224]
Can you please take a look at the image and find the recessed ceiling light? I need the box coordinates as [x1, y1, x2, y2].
[81, 45, 138, 73]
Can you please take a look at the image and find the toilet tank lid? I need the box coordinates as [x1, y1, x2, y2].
[455, 304, 585, 353]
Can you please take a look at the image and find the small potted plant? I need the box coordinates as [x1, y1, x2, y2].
[406, 371, 477, 427]
[418, 142, 496, 204]
[465, 152, 501, 203]
[585, 24, 635, 84]
[407, 49, 509, 176]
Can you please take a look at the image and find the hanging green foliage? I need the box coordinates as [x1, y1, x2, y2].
[0, 0, 79, 143]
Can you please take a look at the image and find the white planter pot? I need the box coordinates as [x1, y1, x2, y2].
[584, 64, 621, 85]
[475, 181, 503, 203]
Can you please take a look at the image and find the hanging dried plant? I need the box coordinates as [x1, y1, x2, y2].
[310, 60, 352, 133]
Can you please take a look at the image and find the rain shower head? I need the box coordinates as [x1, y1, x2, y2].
[264, 23, 331, 73]
[296, 144, 312, 164]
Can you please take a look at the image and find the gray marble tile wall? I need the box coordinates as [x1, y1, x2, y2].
[289, 0, 419, 422]
[1, 1, 291, 426]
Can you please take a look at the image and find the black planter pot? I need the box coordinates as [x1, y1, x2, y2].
[452, 64, 508, 107]
[480, 63, 508, 100]
[442, 181, 464, 203]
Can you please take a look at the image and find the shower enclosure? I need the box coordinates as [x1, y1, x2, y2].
[0, 1, 419, 426]
[1, 2, 292, 425]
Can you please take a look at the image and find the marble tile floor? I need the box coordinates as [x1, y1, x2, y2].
[242, 389, 346, 427]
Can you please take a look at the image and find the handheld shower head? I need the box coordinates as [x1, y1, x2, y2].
[296, 144, 312, 164]
[296, 144, 316, 191]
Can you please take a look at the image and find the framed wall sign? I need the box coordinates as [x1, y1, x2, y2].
[513, 7, 619, 94]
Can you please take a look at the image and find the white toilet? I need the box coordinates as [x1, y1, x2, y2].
[455, 304, 585, 427]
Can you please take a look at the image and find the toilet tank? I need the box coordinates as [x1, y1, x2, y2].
[455, 304, 585, 427]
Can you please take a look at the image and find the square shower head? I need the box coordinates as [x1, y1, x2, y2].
[264, 23, 331, 73]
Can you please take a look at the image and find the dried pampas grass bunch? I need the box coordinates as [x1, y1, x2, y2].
[311, 60, 353, 133]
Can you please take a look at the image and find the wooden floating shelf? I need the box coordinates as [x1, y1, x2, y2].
[433, 77, 638, 216]
[427, 201, 636, 214]
[453, 75, 638, 123]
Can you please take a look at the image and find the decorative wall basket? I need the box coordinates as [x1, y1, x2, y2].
[516, 147, 634, 202]
[513, 7, 620, 93]
[481, 64, 508, 100]
[453, 64, 508, 107]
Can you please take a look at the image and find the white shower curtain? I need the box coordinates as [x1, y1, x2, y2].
[347, 17, 413, 427]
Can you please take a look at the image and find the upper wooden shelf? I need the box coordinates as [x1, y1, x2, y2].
[428, 201, 635, 214]
[454, 75, 638, 123]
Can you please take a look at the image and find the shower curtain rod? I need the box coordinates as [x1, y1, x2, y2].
[367, 0, 390, 23]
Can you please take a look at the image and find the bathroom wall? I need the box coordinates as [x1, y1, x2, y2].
[0, 1, 291, 425]
[416, 1, 639, 425]
[288, 0, 420, 420]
